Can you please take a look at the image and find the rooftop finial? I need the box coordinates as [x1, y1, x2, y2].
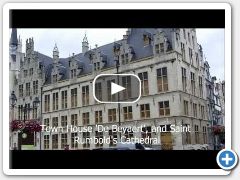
[53, 43, 59, 52]
[83, 31, 88, 43]
[82, 32, 89, 53]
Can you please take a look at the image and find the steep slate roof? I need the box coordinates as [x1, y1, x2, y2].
[38, 28, 173, 85]
[10, 28, 18, 46]
[127, 28, 156, 60]
[127, 28, 173, 60]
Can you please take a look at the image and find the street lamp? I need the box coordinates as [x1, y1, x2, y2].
[114, 56, 121, 141]
[33, 96, 41, 149]
[10, 91, 17, 149]
[10, 91, 17, 120]
[10, 91, 41, 150]
[10, 91, 17, 107]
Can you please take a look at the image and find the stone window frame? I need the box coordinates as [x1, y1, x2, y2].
[157, 67, 168, 92]
[71, 114, 78, 126]
[61, 116, 67, 127]
[194, 125, 200, 144]
[61, 133, 68, 149]
[71, 132, 78, 149]
[52, 134, 58, 149]
[82, 85, 89, 106]
[138, 71, 149, 96]
[123, 106, 133, 121]
[82, 132, 90, 148]
[190, 72, 196, 95]
[61, 90, 68, 109]
[159, 101, 170, 116]
[140, 104, 150, 119]
[95, 110, 103, 124]
[183, 100, 189, 116]
[44, 135, 49, 150]
[52, 92, 59, 111]
[108, 108, 117, 122]
[181, 67, 187, 92]
[71, 88, 78, 108]
[83, 112, 90, 125]
[95, 131, 103, 148]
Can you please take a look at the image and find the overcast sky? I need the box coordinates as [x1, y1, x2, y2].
[13, 28, 224, 80]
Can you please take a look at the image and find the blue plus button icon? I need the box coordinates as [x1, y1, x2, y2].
[217, 149, 238, 170]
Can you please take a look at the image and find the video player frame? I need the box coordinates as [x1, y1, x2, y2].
[3, 2, 231, 175]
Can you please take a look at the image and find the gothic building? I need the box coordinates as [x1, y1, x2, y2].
[9, 29, 51, 150]
[10, 28, 214, 150]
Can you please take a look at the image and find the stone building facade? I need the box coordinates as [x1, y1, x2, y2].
[10, 28, 214, 150]
[10, 29, 52, 150]
[39, 28, 210, 150]
[9, 28, 24, 149]
[204, 59, 226, 150]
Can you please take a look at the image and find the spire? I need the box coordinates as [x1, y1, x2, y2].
[82, 32, 89, 53]
[53, 43, 59, 53]
[83, 32, 88, 43]
[10, 28, 18, 46]
[53, 43, 59, 64]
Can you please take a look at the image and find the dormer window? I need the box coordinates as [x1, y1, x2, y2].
[121, 53, 129, 65]
[114, 48, 120, 55]
[160, 43, 164, 53]
[113, 43, 121, 55]
[52, 74, 58, 83]
[143, 35, 151, 46]
[71, 69, 77, 78]
[94, 62, 100, 71]
[155, 43, 164, 54]
[100, 53, 107, 66]
[89, 53, 93, 61]
[143, 31, 152, 46]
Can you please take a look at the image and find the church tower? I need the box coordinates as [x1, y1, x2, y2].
[9, 28, 23, 92]
[9, 28, 18, 69]
[82, 33, 89, 53]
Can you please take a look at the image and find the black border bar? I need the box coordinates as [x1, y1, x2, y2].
[10, 9, 225, 28]
[10, 150, 220, 169]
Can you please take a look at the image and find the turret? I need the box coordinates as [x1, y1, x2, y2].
[53, 43, 59, 64]
[10, 28, 18, 46]
[82, 33, 89, 53]
[26, 38, 34, 55]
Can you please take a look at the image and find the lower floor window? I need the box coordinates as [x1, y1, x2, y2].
[83, 132, 90, 148]
[95, 131, 103, 148]
[44, 135, 49, 149]
[61, 133, 68, 149]
[109, 130, 117, 147]
[71, 133, 78, 149]
[52, 134, 58, 149]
